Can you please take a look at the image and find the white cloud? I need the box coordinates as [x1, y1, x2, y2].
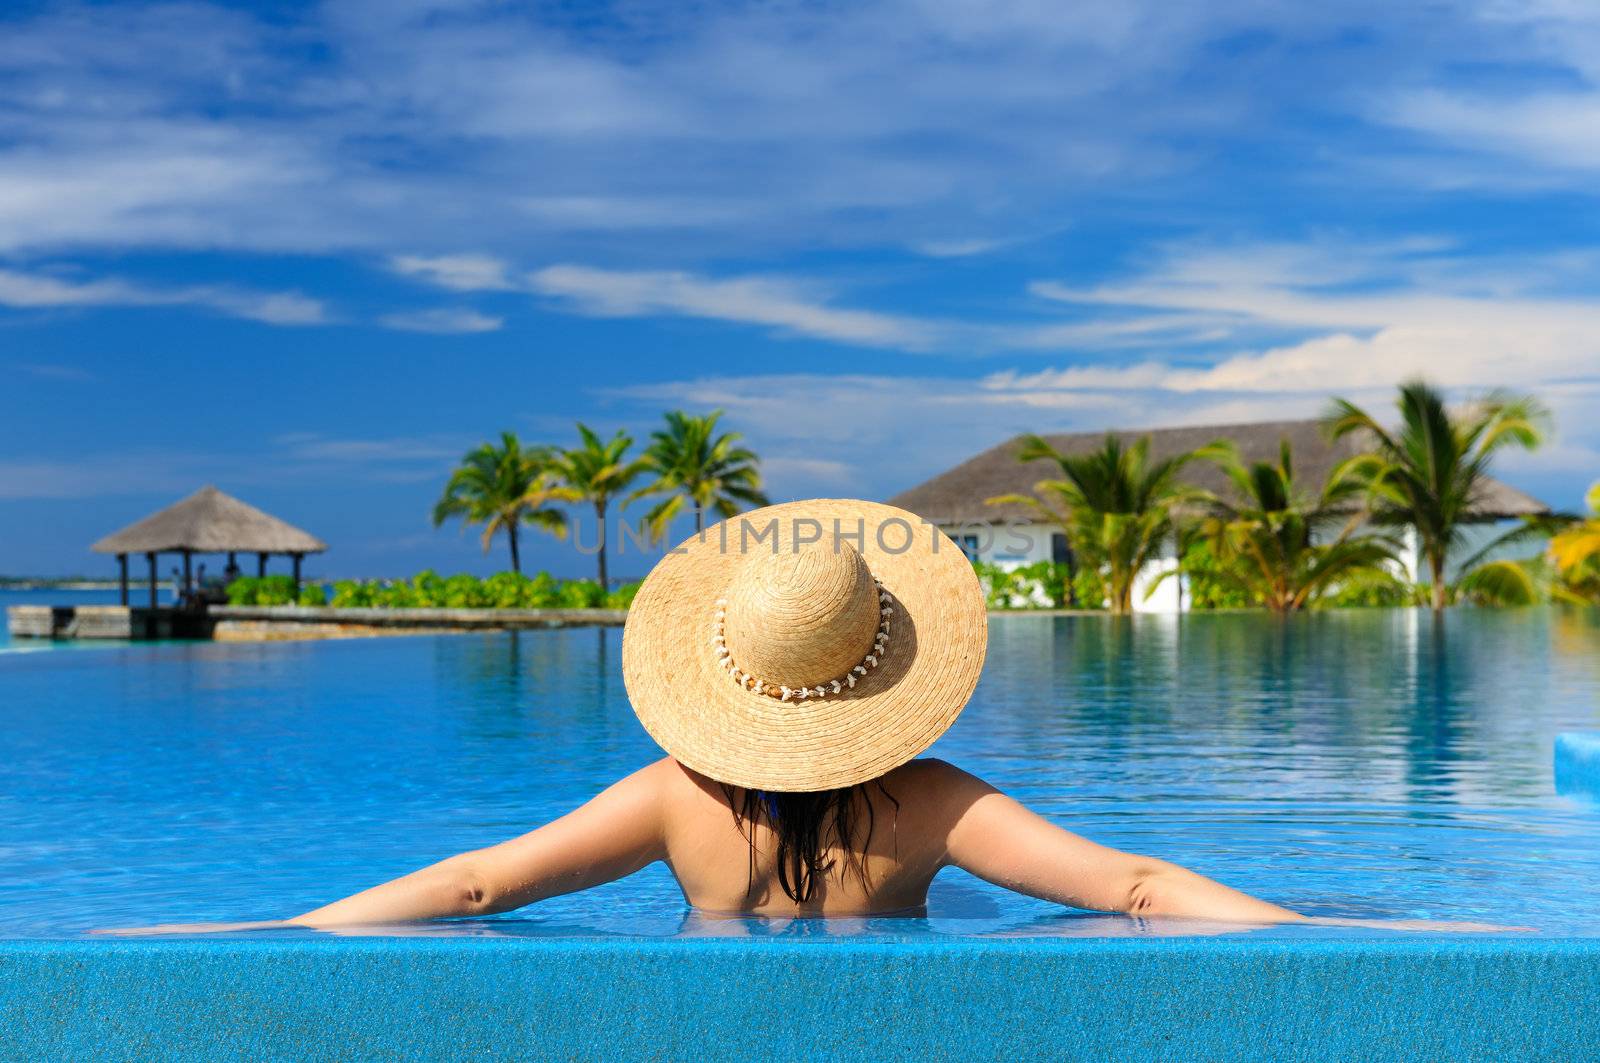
[0, 0, 1518, 261]
[0, 267, 326, 325]
[271, 433, 465, 464]
[14, 362, 96, 382]
[0, 432, 471, 500]
[389, 254, 514, 292]
[1385, 89, 1600, 171]
[1021, 239, 1600, 394]
[758, 457, 859, 487]
[586, 241, 1600, 508]
[270, 432, 468, 483]
[911, 237, 1011, 258]
[0, 457, 197, 501]
[529, 265, 937, 348]
[604, 372, 1132, 502]
[379, 307, 503, 333]
[1371, 4, 1600, 176]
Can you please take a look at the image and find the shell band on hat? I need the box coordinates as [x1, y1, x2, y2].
[712, 579, 894, 701]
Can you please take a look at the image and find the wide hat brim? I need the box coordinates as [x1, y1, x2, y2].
[622, 499, 987, 792]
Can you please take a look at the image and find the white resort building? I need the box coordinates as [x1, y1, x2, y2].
[889, 418, 1550, 613]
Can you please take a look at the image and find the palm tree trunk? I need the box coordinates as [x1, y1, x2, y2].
[509, 522, 521, 575]
[694, 503, 704, 535]
[595, 500, 609, 589]
[1430, 552, 1447, 611]
[1112, 571, 1133, 614]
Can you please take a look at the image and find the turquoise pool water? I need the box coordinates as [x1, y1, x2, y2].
[2, 607, 1598, 938]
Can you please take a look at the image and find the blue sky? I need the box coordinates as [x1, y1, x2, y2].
[4, 0, 1600, 579]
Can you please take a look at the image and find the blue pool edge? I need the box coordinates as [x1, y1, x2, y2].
[5, 936, 1598, 1061]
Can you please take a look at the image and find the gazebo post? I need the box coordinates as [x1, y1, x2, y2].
[291, 553, 303, 597]
[118, 554, 128, 606]
[258, 552, 268, 578]
[182, 550, 192, 602]
[146, 552, 158, 609]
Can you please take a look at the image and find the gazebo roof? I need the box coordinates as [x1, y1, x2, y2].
[92, 486, 327, 556]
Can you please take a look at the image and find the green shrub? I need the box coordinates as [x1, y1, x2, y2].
[224, 574, 300, 606]
[298, 583, 328, 606]
[1071, 567, 1108, 610]
[224, 576, 258, 605]
[525, 572, 560, 607]
[606, 580, 642, 610]
[321, 571, 634, 610]
[556, 578, 606, 608]
[1179, 540, 1257, 610]
[973, 560, 1078, 609]
[411, 569, 445, 607]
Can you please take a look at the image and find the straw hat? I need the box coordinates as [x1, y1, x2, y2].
[622, 498, 987, 792]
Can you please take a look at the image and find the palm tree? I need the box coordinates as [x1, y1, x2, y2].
[987, 433, 1205, 614]
[1326, 381, 1547, 611]
[1186, 438, 1401, 612]
[432, 432, 566, 574]
[635, 410, 770, 537]
[547, 424, 652, 589]
[1550, 481, 1600, 604]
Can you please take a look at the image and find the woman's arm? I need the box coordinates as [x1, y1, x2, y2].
[931, 761, 1303, 923]
[296, 759, 673, 927]
[100, 759, 673, 935]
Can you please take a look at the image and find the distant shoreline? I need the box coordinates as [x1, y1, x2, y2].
[0, 580, 123, 591]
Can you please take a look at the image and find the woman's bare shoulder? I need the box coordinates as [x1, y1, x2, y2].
[884, 757, 986, 784]
[645, 756, 736, 809]
[880, 758, 998, 807]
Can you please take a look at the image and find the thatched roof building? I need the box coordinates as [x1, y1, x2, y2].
[890, 417, 1549, 525]
[93, 486, 326, 556]
[92, 486, 325, 607]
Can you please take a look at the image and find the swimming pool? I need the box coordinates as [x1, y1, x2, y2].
[3, 608, 1599, 938]
[3, 609, 1599, 1057]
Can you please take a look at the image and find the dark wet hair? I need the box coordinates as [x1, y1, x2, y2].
[722, 782, 899, 904]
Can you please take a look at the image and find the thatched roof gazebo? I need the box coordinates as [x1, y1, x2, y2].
[93, 486, 327, 607]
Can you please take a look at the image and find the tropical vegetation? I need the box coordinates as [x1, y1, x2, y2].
[432, 432, 566, 575]
[225, 409, 774, 614]
[227, 571, 640, 610]
[1325, 381, 1547, 611]
[987, 433, 1207, 614]
[982, 379, 1595, 613]
[225, 575, 328, 607]
[223, 386, 1592, 616]
[977, 560, 1084, 610]
[1549, 482, 1600, 605]
[433, 411, 771, 590]
[634, 409, 770, 539]
[1170, 439, 1402, 612]
[542, 424, 654, 590]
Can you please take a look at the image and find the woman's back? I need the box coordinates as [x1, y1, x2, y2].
[660, 757, 946, 915]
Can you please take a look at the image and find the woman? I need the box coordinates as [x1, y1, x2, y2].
[113, 500, 1507, 934]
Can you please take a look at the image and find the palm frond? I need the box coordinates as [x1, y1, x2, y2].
[1456, 559, 1542, 607]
